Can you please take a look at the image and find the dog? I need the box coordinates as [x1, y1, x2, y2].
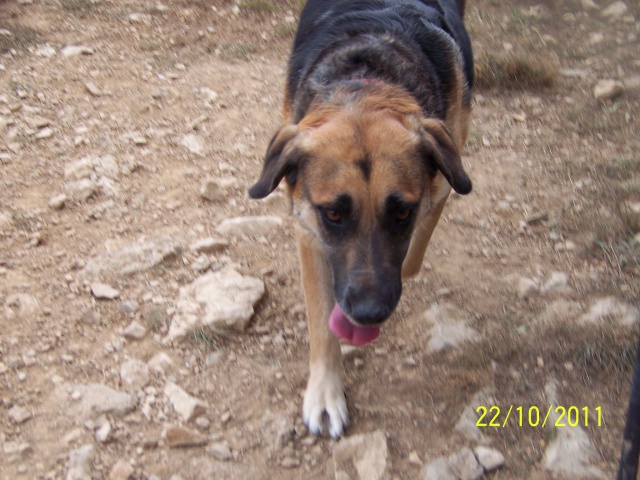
[249, 0, 474, 438]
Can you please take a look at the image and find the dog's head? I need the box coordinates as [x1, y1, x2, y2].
[249, 87, 471, 331]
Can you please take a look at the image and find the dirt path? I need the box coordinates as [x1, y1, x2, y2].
[1, 0, 639, 478]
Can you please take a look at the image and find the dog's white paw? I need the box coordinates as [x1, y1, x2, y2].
[303, 369, 348, 439]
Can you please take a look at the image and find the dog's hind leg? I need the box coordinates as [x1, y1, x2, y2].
[296, 224, 348, 439]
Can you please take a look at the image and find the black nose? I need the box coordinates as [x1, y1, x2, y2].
[349, 298, 392, 325]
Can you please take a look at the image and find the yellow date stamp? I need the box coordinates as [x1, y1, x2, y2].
[476, 405, 603, 428]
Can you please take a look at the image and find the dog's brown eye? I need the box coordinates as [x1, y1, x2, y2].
[396, 208, 411, 222]
[324, 209, 341, 223]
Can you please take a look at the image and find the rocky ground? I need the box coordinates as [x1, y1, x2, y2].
[1, 0, 639, 479]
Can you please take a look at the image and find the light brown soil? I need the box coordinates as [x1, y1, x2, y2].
[1, 0, 639, 478]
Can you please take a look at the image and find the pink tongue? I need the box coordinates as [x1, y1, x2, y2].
[328, 303, 380, 346]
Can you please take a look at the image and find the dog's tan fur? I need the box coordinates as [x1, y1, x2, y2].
[281, 76, 470, 436]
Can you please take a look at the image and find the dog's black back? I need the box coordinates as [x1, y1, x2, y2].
[288, 0, 473, 121]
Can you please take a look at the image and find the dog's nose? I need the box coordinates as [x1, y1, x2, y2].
[348, 297, 392, 325]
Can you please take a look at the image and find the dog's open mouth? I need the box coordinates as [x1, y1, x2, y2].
[328, 303, 380, 346]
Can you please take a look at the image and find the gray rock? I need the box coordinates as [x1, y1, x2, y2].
[422, 457, 456, 480]
[205, 351, 223, 367]
[129, 12, 152, 23]
[448, 447, 483, 480]
[121, 321, 146, 340]
[180, 134, 205, 155]
[216, 215, 283, 238]
[208, 442, 233, 461]
[541, 271, 568, 294]
[543, 381, 604, 478]
[579, 297, 639, 326]
[619, 200, 640, 231]
[191, 255, 212, 272]
[544, 427, 605, 478]
[81, 308, 101, 325]
[601, 1, 627, 17]
[333, 430, 388, 480]
[3, 441, 32, 456]
[65, 155, 118, 180]
[473, 446, 505, 472]
[259, 409, 295, 458]
[200, 178, 225, 202]
[454, 388, 494, 443]
[81, 237, 181, 279]
[195, 416, 210, 430]
[120, 359, 150, 389]
[281, 457, 300, 469]
[190, 237, 229, 254]
[148, 352, 176, 374]
[164, 382, 208, 422]
[65, 179, 97, 201]
[109, 460, 134, 480]
[201, 87, 219, 105]
[408, 451, 422, 467]
[95, 421, 112, 443]
[64, 157, 94, 180]
[118, 301, 139, 315]
[66, 444, 95, 480]
[537, 299, 584, 325]
[35, 127, 54, 139]
[91, 283, 120, 300]
[166, 266, 265, 340]
[49, 193, 68, 210]
[61, 45, 94, 57]
[5, 293, 40, 320]
[516, 277, 539, 299]
[594, 79, 624, 101]
[85, 81, 108, 97]
[8, 405, 33, 424]
[36, 44, 57, 57]
[581, 0, 599, 9]
[423, 303, 479, 353]
[164, 425, 208, 448]
[68, 384, 136, 419]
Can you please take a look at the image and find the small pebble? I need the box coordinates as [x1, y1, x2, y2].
[49, 193, 68, 210]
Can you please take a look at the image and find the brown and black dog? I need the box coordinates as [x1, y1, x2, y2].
[250, 0, 473, 438]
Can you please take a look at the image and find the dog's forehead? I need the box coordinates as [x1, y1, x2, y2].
[302, 114, 424, 206]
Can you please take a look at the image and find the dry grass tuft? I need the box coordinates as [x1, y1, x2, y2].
[0, 24, 40, 54]
[187, 324, 235, 350]
[474, 52, 558, 90]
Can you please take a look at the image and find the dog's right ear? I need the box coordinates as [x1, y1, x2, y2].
[248, 124, 302, 199]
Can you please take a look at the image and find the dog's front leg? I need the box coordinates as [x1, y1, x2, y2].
[296, 225, 348, 438]
[402, 186, 450, 279]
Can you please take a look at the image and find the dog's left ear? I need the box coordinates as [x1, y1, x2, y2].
[420, 118, 472, 195]
[249, 124, 302, 199]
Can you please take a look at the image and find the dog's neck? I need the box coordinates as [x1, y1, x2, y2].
[292, 35, 445, 124]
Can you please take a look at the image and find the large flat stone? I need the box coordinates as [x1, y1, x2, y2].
[166, 266, 265, 341]
[81, 236, 182, 279]
[333, 430, 389, 480]
[424, 303, 479, 353]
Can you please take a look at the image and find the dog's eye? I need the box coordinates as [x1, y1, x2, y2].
[323, 208, 342, 224]
[396, 207, 411, 222]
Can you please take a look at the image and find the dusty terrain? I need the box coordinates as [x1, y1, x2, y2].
[1, 0, 639, 478]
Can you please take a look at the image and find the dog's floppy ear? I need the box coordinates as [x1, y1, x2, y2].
[249, 124, 302, 199]
[420, 118, 472, 195]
